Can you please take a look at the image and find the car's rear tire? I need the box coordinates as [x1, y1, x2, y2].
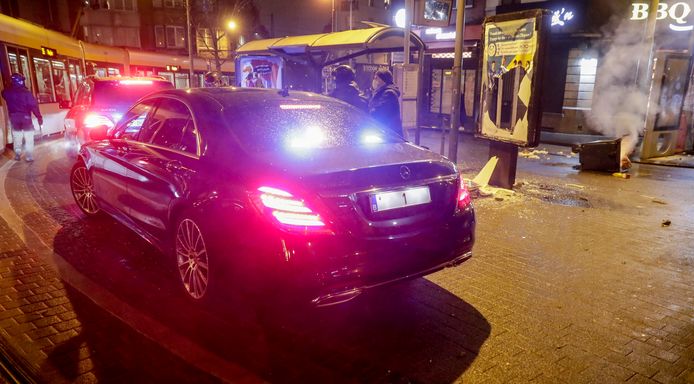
[70, 161, 101, 217]
[174, 215, 216, 303]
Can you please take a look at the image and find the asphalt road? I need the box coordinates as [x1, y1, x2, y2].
[0, 134, 693, 383]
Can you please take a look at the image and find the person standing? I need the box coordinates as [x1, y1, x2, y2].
[1, 73, 42, 162]
[368, 68, 403, 137]
[329, 65, 368, 111]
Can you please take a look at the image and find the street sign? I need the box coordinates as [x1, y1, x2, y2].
[41, 46, 57, 57]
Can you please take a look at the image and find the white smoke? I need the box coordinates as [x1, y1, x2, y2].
[588, 18, 653, 166]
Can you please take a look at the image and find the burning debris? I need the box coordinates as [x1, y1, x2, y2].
[519, 149, 549, 159]
[586, 18, 654, 168]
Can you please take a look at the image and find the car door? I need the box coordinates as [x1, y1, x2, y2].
[90, 100, 157, 217]
[125, 97, 200, 241]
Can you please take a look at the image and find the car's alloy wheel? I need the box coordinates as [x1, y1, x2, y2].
[70, 163, 100, 216]
[176, 218, 210, 300]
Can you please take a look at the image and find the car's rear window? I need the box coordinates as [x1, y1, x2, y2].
[224, 100, 404, 153]
[93, 80, 172, 109]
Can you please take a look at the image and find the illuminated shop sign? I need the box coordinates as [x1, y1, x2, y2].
[423, 28, 457, 40]
[431, 51, 472, 59]
[551, 8, 574, 26]
[631, 2, 693, 32]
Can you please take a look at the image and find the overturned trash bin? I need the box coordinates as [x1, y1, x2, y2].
[571, 138, 622, 172]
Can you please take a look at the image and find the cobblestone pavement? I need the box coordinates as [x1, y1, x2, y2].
[0, 134, 693, 383]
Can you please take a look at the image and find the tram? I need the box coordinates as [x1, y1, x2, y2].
[0, 13, 234, 149]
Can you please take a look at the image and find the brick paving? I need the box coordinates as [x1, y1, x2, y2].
[0, 135, 692, 383]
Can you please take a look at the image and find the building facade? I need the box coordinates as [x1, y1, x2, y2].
[255, 0, 390, 37]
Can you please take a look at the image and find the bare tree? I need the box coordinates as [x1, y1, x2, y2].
[192, 0, 253, 71]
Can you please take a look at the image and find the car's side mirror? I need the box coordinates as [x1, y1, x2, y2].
[89, 125, 109, 141]
[58, 99, 72, 109]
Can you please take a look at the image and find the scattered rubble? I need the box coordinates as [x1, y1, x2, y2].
[652, 198, 668, 205]
[519, 149, 549, 159]
[661, 219, 671, 227]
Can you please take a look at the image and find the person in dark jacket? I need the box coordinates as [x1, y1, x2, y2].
[1, 73, 42, 162]
[329, 65, 368, 111]
[369, 68, 403, 137]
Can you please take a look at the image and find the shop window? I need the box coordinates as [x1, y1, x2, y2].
[114, 27, 141, 48]
[155, 26, 166, 48]
[33, 57, 55, 103]
[341, 0, 359, 11]
[166, 26, 186, 48]
[110, 0, 135, 10]
[164, 0, 184, 7]
[563, 49, 597, 111]
[196, 28, 213, 50]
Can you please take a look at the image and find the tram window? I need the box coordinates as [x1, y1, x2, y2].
[52, 60, 71, 103]
[174, 73, 189, 89]
[107, 68, 120, 76]
[158, 72, 174, 86]
[7, 49, 32, 93]
[68, 61, 84, 98]
[33, 57, 55, 103]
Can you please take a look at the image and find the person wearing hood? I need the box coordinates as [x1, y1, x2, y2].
[329, 65, 367, 111]
[369, 68, 403, 137]
[1, 73, 42, 162]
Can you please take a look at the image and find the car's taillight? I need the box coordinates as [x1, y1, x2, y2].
[83, 113, 114, 129]
[256, 186, 330, 232]
[457, 175, 472, 209]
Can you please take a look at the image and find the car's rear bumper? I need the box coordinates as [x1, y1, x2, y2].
[271, 207, 475, 306]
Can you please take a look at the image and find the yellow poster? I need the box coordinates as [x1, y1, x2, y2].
[479, 14, 544, 146]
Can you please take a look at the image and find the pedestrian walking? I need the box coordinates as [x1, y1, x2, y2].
[1, 73, 42, 162]
[329, 65, 368, 111]
[368, 68, 403, 137]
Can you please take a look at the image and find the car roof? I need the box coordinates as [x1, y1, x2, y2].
[148, 87, 342, 107]
[88, 75, 171, 83]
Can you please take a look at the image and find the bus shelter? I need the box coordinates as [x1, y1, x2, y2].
[235, 26, 426, 143]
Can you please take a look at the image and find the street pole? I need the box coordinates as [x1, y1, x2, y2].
[404, 0, 412, 66]
[402, 0, 413, 142]
[447, 1, 465, 162]
[332, 0, 336, 32]
[186, 0, 194, 87]
[638, 0, 659, 91]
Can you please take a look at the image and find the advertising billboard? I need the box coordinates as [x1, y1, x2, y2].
[237, 56, 284, 89]
[478, 10, 549, 147]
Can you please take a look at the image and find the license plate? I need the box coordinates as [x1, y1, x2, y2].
[370, 186, 431, 212]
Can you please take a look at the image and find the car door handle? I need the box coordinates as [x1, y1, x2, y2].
[166, 160, 183, 172]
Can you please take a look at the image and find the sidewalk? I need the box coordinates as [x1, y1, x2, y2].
[409, 128, 694, 170]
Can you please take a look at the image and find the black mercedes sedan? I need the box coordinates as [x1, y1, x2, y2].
[69, 87, 475, 307]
